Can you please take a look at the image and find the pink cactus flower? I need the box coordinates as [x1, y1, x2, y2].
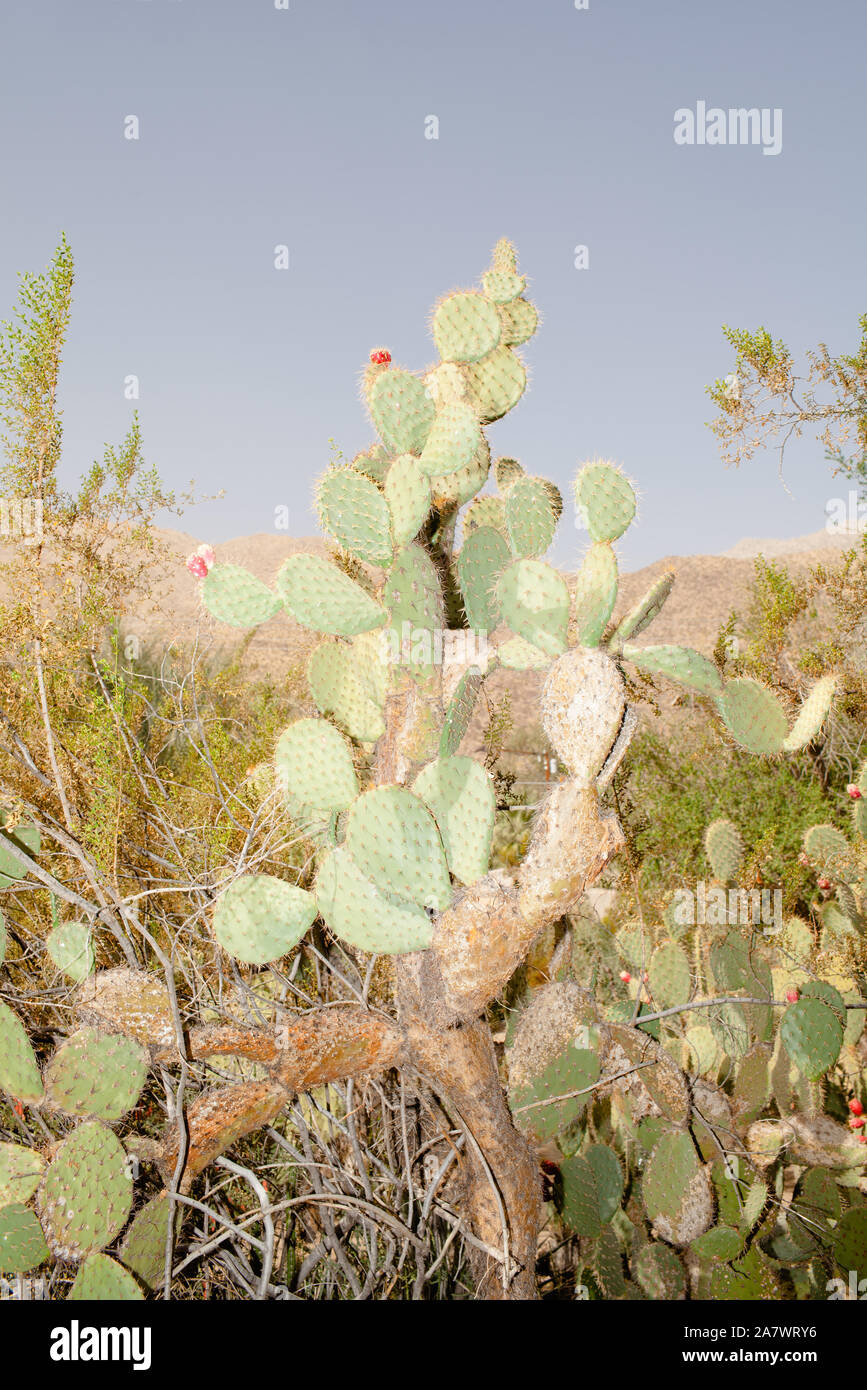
[785, 989, 799, 1003]
[619, 971, 631, 984]
[186, 553, 208, 579]
[196, 543, 216, 570]
[847, 783, 863, 800]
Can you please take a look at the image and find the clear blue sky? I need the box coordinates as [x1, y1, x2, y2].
[2, 0, 865, 569]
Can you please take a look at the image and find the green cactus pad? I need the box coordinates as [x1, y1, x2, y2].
[413, 756, 495, 886]
[648, 942, 692, 1009]
[832, 1208, 867, 1282]
[0, 815, 41, 888]
[0, 909, 5, 966]
[0, 1144, 45, 1206]
[460, 345, 526, 424]
[622, 643, 723, 698]
[481, 268, 525, 304]
[464, 495, 506, 533]
[201, 564, 282, 630]
[351, 443, 392, 485]
[307, 643, 386, 744]
[496, 559, 569, 657]
[0, 1002, 43, 1103]
[440, 667, 483, 758]
[496, 297, 539, 348]
[803, 824, 858, 879]
[418, 401, 483, 478]
[432, 291, 501, 364]
[316, 467, 393, 567]
[213, 874, 317, 965]
[691, 1225, 743, 1261]
[716, 678, 788, 754]
[634, 1244, 685, 1299]
[345, 786, 451, 911]
[384, 453, 432, 547]
[366, 368, 436, 454]
[586, 1144, 624, 1223]
[782, 675, 836, 751]
[493, 456, 524, 491]
[704, 819, 743, 884]
[37, 1120, 132, 1259]
[642, 1131, 699, 1223]
[610, 570, 676, 648]
[573, 542, 618, 647]
[350, 628, 390, 708]
[574, 462, 636, 542]
[69, 1251, 144, 1300]
[275, 554, 386, 637]
[780, 998, 843, 1080]
[505, 476, 559, 558]
[275, 718, 359, 828]
[559, 1155, 602, 1237]
[315, 847, 433, 954]
[0, 1202, 49, 1274]
[46, 920, 95, 984]
[510, 1045, 600, 1143]
[428, 440, 491, 509]
[43, 1028, 148, 1122]
[457, 525, 510, 632]
[496, 636, 551, 669]
[383, 544, 443, 680]
[119, 1192, 176, 1292]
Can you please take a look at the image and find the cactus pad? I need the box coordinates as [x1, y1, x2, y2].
[119, 1191, 175, 1292]
[366, 367, 436, 454]
[384, 453, 432, 547]
[0, 1143, 45, 1206]
[440, 666, 483, 758]
[0, 1202, 49, 1274]
[345, 786, 452, 911]
[572, 542, 618, 647]
[481, 269, 525, 304]
[780, 998, 844, 1080]
[460, 345, 526, 423]
[505, 476, 559, 558]
[418, 401, 483, 478]
[351, 443, 392, 485]
[559, 1155, 602, 1237]
[316, 467, 393, 567]
[383, 544, 443, 679]
[622, 643, 723, 698]
[37, 1120, 132, 1259]
[610, 570, 676, 648]
[496, 636, 551, 669]
[642, 1130, 699, 1222]
[803, 824, 857, 879]
[307, 643, 385, 744]
[69, 1251, 144, 1300]
[276, 554, 386, 636]
[574, 462, 636, 541]
[0, 1002, 43, 1103]
[648, 942, 692, 1009]
[782, 675, 836, 751]
[213, 874, 317, 965]
[716, 678, 788, 754]
[704, 819, 744, 884]
[634, 1243, 685, 1299]
[44, 1028, 148, 1122]
[496, 559, 569, 657]
[46, 920, 95, 984]
[541, 646, 625, 783]
[201, 563, 282, 629]
[457, 525, 510, 632]
[0, 816, 41, 888]
[274, 718, 359, 826]
[315, 847, 433, 954]
[429, 441, 491, 509]
[510, 1044, 600, 1143]
[432, 291, 501, 364]
[413, 756, 495, 886]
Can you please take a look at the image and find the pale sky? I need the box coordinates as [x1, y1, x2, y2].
[1, 0, 865, 570]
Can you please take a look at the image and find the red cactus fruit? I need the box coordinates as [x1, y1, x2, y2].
[817, 877, 832, 891]
[849, 1098, 864, 1116]
[785, 989, 799, 1003]
[846, 783, 863, 799]
[848, 1116, 865, 1129]
[370, 348, 392, 365]
[619, 971, 631, 984]
[186, 553, 208, 579]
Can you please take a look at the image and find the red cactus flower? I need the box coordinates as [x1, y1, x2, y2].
[849, 1098, 864, 1116]
[785, 989, 799, 1003]
[370, 348, 391, 365]
[846, 783, 863, 799]
[186, 553, 208, 579]
[619, 971, 631, 984]
[817, 877, 832, 891]
[12, 1100, 25, 1120]
[196, 543, 216, 570]
[540, 1159, 559, 1175]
